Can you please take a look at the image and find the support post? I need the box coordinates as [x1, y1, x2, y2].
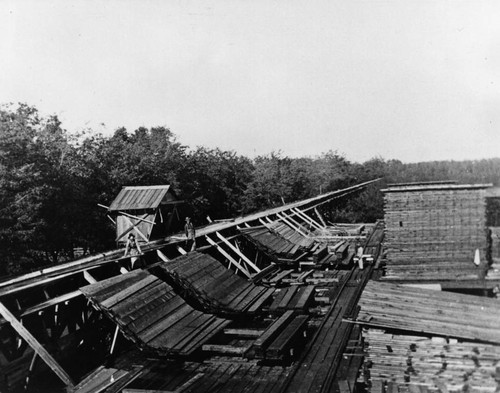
[215, 232, 260, 273]
[157, 250, 170, 262]
[205, 236, 251, 278]
[0, 302, 74, 388]
[314, 207, 328, 227]
[110, 324, 120, 354]
[281, 211, 311, 234]
[83, 270, 97, 284]
[177, 246, 187, 255]
[292, 208, 324, 230]
[276, 212, 309, 237]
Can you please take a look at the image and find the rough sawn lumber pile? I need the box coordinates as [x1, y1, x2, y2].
[382, 184, 491, 281]
[357, 281, 500, 343]
[362, 329, 500, 393]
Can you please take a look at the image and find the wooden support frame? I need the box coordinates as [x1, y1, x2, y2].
[157, 250, 170, 262]
[292, 207, 324, 230]
[314, 207, 328, 227]
[281, 211, 312, 234]
[205, 236, 251, 278]
[110, 324, 120, 354]
[215, 232, 260, 273]
[118, 215, 151, 243]
[0, 301, 75, 388]
[276, 212, 309, 237]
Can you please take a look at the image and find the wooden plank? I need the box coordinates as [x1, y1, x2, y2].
[101, 275, 158, 309]
[266, 315, 309, 359]
[0, 301, 74, 388]
[224, 328, 265, 337]
[293, 285, 316, 310]
[252, 310, 296, 357]
[202, 344, 251, 355]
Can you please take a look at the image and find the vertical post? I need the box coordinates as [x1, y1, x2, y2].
[110, 324, 120, 354]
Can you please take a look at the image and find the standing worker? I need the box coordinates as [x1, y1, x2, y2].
[184, 217, 196, 251]
[124, 233, 142, 269]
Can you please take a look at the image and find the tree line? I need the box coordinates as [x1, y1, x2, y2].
[1, 104, 499, 276]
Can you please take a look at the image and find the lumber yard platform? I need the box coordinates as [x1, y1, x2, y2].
[2, 179, 500, 393]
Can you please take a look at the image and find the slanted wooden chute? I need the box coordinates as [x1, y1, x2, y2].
[107, 185, 184, 245]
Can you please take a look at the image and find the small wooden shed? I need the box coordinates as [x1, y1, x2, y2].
[108, 185, 183, 244]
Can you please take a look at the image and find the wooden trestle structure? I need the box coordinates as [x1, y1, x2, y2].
[1, 178, 500, 393]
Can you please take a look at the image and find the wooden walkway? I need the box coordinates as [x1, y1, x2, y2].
[156, 252, 275, 316]
[277, 266, 372, 393]
[80, 270, 229, 356]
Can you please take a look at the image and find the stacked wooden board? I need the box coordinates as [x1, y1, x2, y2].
[106, 354, 293, 393]
[240, 226, 309, 261]
[267, 286, 316, 315]
[268, 221, 316, 249]
[382, 184, 491, 281]
[156, 252, 275, 316]
[357, 281, 500, 343]
[79, 270, 229, 356]
[361, 329, 500, 393]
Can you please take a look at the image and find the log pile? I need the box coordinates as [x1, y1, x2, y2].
[79, 270, 230, 356]
[357, 281, 500, 343]
[156, 252, 275, 316]
[361, 328, 500, 393]
[382, 184, 491, 281]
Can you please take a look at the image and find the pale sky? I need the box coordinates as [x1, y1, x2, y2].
[1, 0, 499, 163]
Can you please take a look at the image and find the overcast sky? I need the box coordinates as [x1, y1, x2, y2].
[1, 1, 499, 163]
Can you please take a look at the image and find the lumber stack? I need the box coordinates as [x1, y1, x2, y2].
[156, 252, 275, 316]
[240, 226, 307, 261]
[361, 328, 500, 393]
[79, 270, 229, 356]
[268, 221, 316, 249]
[382, 184, 491, 281]
[357, 281, 500, 343]
[267, 286, 316, 315]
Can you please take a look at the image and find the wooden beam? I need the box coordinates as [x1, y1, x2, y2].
[281, 211, 312, 234]
[314, 207, 328, 227]
[292, 207, 324, 230]
[110, 324, 120, 354]
[205, 236, 251, 278]
[215, 232, 260, 273]
[156, 250, 170, 262]
[120, 215, 150, 243]
[276, 212, 309, 237]
[0, 301, 74, 388]
[83, 270, 97, 284]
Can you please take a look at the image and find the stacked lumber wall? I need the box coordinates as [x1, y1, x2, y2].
[361, 329, 500, 393]
[382, 184, 491, 281]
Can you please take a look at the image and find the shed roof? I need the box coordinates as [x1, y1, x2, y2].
[109, 185, 172, 211]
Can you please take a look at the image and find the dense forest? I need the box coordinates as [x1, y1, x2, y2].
[1, 103, 499, 277]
